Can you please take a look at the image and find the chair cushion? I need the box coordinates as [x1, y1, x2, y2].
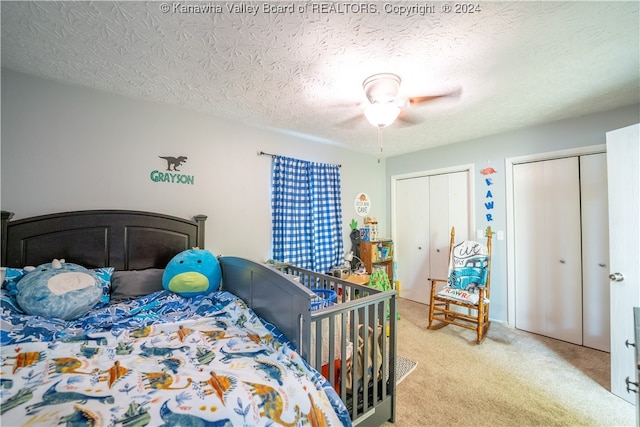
[437, 287, 489, 305]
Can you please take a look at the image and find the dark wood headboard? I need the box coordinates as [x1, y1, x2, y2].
[1, 210, 207, 270]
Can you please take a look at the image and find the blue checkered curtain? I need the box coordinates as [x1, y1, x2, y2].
[271, 155, 344, 273]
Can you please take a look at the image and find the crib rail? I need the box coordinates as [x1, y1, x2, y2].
[219, 257, 397, 425]
[277, 264, 398, 425]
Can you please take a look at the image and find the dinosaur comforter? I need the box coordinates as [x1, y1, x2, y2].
[0, 289, 351, 426]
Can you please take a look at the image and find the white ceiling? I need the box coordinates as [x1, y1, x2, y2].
[2, 1, 639, 157]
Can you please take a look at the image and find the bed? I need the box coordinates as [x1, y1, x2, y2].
[0, 209, 397, 426]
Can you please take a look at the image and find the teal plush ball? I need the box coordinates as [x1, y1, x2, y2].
[162, 249, 221, 297]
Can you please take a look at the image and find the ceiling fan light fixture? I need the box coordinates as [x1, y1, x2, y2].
[363, 73, 401, 104]
[364, 102, 401, 128]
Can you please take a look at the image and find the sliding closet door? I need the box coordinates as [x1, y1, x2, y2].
[580, 153, 610, 352]
[395, 176, 430, 304]
[429, 172, 470, 282]
[394, 170, 470, 305]
[514, 157, 583, 344]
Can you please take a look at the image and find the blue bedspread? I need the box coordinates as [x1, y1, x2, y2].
[0, 290, 351, 426]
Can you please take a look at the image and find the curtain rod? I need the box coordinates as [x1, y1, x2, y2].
[257, 151, 341, 167]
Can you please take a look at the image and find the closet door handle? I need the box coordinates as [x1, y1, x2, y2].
[559, 259, 566, 264]
[609, 272, 624, 282]
[598, 263, 606, 267]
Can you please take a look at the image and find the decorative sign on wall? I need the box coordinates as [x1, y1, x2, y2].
[480, 167, 497, 222]
[150, 156, 194, 185]
[354, 193, 371, 217]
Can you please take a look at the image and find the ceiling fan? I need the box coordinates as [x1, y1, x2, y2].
[350, 73, 459, 162]
[359, 72, 459, 128]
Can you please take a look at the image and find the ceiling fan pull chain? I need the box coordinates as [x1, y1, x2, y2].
[377, 126, 383, 163]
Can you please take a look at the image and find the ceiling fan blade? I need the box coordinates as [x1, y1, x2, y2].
[408, 95, 447, 105]
[407, 88, 462, 106]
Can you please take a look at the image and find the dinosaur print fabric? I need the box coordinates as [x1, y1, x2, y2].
[0, 289, 351, 426]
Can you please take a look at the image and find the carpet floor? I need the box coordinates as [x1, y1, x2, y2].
[383, 297, 635, 427]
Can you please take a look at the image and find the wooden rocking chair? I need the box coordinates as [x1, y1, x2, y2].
[428, 227, 493, 344]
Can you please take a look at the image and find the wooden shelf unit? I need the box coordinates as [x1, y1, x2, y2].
[359, 239, 394, 285]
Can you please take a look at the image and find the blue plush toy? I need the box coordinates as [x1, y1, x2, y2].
[162, 249, 222, 297]
[16, 259, 102, 320]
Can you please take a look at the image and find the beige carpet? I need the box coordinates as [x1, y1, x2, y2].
[384, 298, 635, 427]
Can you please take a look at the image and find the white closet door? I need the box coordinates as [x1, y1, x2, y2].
[395, 171, 470, 305]
[429, 172, 470, 282]
[514, 161, 548, 336]
[580, 153, 610, 352]
[514, 158, 583, 344]
[395, 176, 430, 304]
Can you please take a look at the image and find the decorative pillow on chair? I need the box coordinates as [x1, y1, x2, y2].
[16, 259, 103, 320]
[447, 240, 489, 291]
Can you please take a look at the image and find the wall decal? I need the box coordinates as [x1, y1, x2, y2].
[480, 167, 497, 175]
[159, 156, 188, 171]
[481, 166, 497, 222]
[150, 155, 194, 185]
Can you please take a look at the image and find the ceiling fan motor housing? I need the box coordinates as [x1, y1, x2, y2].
[363, 73, 401, 104]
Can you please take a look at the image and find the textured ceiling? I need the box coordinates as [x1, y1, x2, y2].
[1, 1, 639, 157]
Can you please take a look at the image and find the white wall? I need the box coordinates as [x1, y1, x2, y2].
[1, 69, 387, 263]
[386, 103, 640, 322]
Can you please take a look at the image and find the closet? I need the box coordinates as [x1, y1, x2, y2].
[513, 153, 609, 351]
[394, 170, 470, 305]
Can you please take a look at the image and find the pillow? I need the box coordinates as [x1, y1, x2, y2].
[110, 269, 165, 303]
[16, 260, 102, 320]
[447, 241, 489, 291]
[3, 266, 113, 306]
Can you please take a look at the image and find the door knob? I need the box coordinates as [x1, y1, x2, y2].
[609, 272, 624, 282]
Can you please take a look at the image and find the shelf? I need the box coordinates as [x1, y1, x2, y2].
[360, 240, 394, 284]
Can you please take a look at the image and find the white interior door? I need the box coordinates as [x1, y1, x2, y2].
[514, 157, 583, 344]
[580, 153, 610, 352]
[607, 124, 640, 404]
[395, 176, 430, 304]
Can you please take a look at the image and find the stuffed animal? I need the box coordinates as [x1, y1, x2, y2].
[162, 249, 221, 297]
[16, 259, 102, 320]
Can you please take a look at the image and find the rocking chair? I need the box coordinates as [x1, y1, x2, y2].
[428, 227, 493, 344]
